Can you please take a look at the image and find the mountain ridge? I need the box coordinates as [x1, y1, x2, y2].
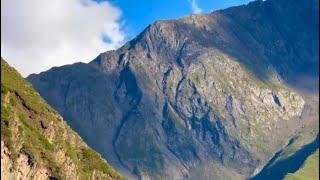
[27, 0, 319, 179]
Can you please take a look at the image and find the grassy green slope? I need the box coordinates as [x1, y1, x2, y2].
[1, 58, 123, 179]
[285, 149, 319, 180]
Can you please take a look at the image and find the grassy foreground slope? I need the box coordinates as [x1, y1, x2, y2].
[1, 58, 123, 180]
[285, 149, 319, 180]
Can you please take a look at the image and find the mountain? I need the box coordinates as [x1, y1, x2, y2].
[1, 59, 123, 179]
[27, 0, 319, 179]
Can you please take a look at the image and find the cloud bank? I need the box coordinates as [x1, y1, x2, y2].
[1, 0, 125, 76]
[189, 0, 202, 14]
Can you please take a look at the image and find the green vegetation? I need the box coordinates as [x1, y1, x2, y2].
[1, 105, 12, 147]
[79, 148, 122, 179]
[18, 113, 54, 150]
[285, 150, 319, 180]
[1, 59, 51, 114]
[274, 130, 318, 164]
[1, 58, 123, 179]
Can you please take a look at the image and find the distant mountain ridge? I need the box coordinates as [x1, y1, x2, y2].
[27, 0, 319, 179]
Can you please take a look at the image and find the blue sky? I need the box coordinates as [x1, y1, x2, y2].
[2, 0, 252, 76]
[101, 0, 252, 41]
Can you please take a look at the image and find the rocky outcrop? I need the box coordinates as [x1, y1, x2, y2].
[1, 141, 50, 180]
[27, 0, 319, 179]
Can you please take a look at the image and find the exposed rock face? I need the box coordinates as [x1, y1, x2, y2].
[1, 141, 50, 180]
[27, 0, 319, 179]
[1, 59, 123, 180]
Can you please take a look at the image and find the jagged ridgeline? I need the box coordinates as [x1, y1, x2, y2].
[1, 59, 123, 179]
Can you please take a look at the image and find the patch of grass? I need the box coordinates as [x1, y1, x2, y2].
[9, 97, 16, 106]
[1, 59, 51, 114]
[1, 84, 8, 101]
[65, 143, 78, 160]
[1, 105, 12, 147]
[21, 142, 63, 179]
[79, 148, 123, 179]
[18, 114, 53, 150]
[1, 83, 8, 94]
[275, 131, 318, 164]
[1, 105, 10, 123]
[285, 150, 319, 180]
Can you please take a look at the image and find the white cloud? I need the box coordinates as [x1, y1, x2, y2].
[189, 0, 202, 14]
[1, 0, 125, 76]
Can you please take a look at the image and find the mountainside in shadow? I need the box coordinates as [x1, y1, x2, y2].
[27, 0, 319, 179]
[1, 59, 123, 180]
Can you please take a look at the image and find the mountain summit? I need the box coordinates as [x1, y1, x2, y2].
[27, 0, 319, 179]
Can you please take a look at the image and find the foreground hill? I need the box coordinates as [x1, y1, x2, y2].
[285, 149, 319, 180]
[27, 0, 319, 179]
[1, 59, 123, 179]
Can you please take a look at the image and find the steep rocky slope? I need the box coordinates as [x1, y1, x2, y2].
[1, 59, 123, 180]
[27, 0, 319, 179]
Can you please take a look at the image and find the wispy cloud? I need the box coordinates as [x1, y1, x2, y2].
[189, 0, 202, 14]
[1, 0, 126, 76]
